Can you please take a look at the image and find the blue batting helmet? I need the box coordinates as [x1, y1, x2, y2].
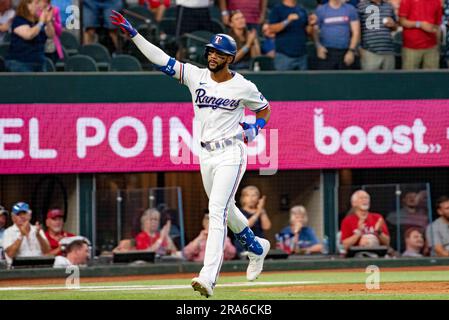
[204, 34, 237, 62]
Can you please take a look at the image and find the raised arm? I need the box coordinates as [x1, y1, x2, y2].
[110, 10, 183, 80]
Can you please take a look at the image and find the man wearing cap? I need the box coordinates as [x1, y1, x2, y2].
[3, 202, 50, 264]
[45, 209, 75, 256]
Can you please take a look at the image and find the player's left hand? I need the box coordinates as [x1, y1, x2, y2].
[239, 122, 258, 143]
[238, 119, 266, 143]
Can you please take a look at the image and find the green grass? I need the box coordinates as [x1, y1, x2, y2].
[1, 270, 449, 300]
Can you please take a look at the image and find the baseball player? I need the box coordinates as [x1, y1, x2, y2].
[111, 10, 272, 298]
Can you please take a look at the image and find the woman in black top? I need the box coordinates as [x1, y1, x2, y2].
[6, 0, 54, 72]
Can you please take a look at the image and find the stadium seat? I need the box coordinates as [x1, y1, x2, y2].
[60, 31, 80, 56]
[44, 57, 56, 72]
[159, 18, 177, 37]
[183, 31, 213, 64]
[250, 56, 275, 71]
[210, 18, 227, 34]
[306, 41, 317, 70]
[137, 23, 159, 44]
[110, 54, 143, 71]
[0, 43, 9, 58]
[55, 46, 70, 71]
[64, 54, 99, 72]
[0, 56, 5, 72]
[79, 43, 111, 71]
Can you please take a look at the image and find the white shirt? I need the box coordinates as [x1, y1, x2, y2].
[53, 255, 72, 268]
[3, 224, 48, 264]
[176, 0, 211, 8]
[179, 63, 269, 142]
[0, 9, 15, 42]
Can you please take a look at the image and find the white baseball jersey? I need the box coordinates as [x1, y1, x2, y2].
[178, 63, 269, 142]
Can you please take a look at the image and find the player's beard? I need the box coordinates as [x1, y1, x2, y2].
[207, 59, 227, 73]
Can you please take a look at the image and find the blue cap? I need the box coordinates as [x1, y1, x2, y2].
[12, 202, 31, 215]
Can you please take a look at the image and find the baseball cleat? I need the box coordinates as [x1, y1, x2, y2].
[246, 237, 270, 281]
[191, 277, 213, 298]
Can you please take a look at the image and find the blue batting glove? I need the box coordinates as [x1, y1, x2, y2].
[110, 10, 137, 38]
[238, 118, 266, 143]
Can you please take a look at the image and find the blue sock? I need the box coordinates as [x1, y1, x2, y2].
[235, 227, 263, 255]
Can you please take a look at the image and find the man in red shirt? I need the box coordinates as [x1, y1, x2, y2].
[399, 0, 442, 69]
[44, 209, 75, 256]
[341, 190, 390, 251]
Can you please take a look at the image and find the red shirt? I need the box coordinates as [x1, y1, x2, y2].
[45, 230, 75, 254]
[341, 213, 389, 245]
[399, 0, 442, 49]
[227, 0, 263, 25]
[135, 231, 167, 250]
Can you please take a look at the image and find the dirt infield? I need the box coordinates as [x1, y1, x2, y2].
[1, 265, 448, 287]
[243, 281, 449, 295]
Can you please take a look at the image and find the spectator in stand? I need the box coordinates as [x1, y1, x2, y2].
[228, 10, 261, 70]
[261, 22, 275, 58]
[239, 186, 271, 239]
[53, 236, 90, 268]
[357, 0, 397, 70]
[426, 196, 449, 257]
[184, 212, 236, 262]
[398, 0, 442, 70]
[313, 0, 360, 70]
[139, 0, 170, 23]
[277, 205, 323, 255]
[38, 0, 63, 62]
[135, 208, 178, 256]
[340, 190, 390, 250]
[268, 0, 313, 71]
[230, 186, 271, 254]
[386, 191, 429, 251]
[0, 206, 8, 249]
[44, 208, 74, 256]
[2, 202, 50, 265]
[5, 0, 55, 72]
[402, 227, 425, 257]
[0, 0, 15, 44]
[83, 0, 123, 50]
[219, 0, 268, 32]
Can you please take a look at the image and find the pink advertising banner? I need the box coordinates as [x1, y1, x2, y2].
[1, 100, 449, 174]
